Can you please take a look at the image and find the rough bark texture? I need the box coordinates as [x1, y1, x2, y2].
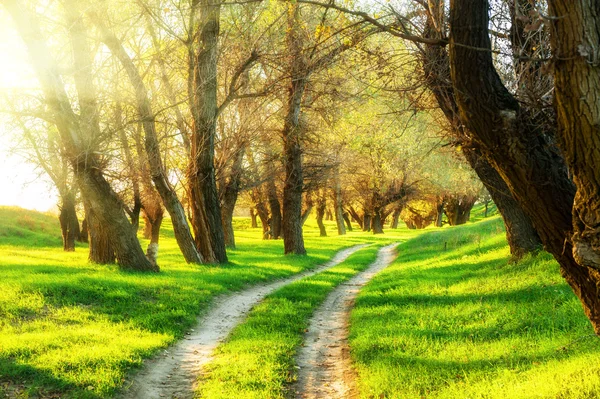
[347, 206, 363, 229]
[391, 205, 403, 229]
[362, 214, 371, 232]
[189, 0, 228, 263]
[86, 204, 115, 264]
[143, 206, 164, 245]
[549, 0, 600, 273]
[449, 0, 600, 332]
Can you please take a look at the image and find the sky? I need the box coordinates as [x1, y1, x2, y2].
[0, 9, 57, 213]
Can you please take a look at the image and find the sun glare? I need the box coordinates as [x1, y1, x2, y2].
[0, 10, 53, 212]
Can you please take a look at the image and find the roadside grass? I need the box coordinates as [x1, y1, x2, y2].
[0, 206, 381, 398]
[195, 243, 396, 399]
[350, 216, 600, 399]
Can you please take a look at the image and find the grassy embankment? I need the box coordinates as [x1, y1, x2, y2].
[0, 206, 383, 398]
[350, 214, 600, 398]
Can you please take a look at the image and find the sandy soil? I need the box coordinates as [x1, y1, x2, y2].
[292, 243, 398, 399]
[117, 244, 368, 399]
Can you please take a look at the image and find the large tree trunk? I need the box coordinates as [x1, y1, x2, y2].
[4, 0, 156, 271]
[188, 0, 227, 264]
[281, 3, 307, 255]
[372, 207, 384, 234]
[86, 203, 115, 264]
[463, 147, 541, 258]
[449, 0, 600, 332]
[549, 0, 600, 273]
[420, 0, 541, 256]
[58, 190, 80, 251]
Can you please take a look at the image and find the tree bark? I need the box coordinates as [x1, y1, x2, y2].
[363, 213, 372, 232]
[347, 206, 363, 229]
[301, 194, 314, 226]
[463, 147, 541, 258]
[549, 0, 600, 272]
[372, 207, 384, 234]
[449, 0, 600, 332]
[143, 206, 164, 245]
[391, 205, 403, 229]
[188, 0, 228, 263]
[444, 195, 477, 226]
[86, 203, 115, 264]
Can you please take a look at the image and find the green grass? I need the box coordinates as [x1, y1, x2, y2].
[350, 216, 600, 399]
[195, 243, 395, 399]
[0, 206, 387, 398]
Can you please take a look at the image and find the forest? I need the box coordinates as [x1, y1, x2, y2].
[1, 0, 600, 398]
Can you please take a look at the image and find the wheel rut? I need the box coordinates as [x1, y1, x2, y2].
[118, 244, 368, 399]
[292, 243, 398, 399]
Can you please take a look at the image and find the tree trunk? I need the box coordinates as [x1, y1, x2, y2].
[444, 195, 477, 226]
[250, 208, 258, 228]
[220, 143, 246, 249]
[58, 190, 80, 251]
[372, 207, 384, 234]
[86, 204, 115, 264]
[188, 0, 227, 264]
[391, 205, 402, 229]
[281, 7, 308, 255]
[549, 0, 600, 273]
[143, 207, 164, 245]
[449, 0, 600, 332]
[79, 218, 88, 243]
[343, 212, 353, 231]
[348, 206, 363, 229]
[333, 169, 346, 235]
[267, 180, 282, 239]
[4, 0, 157, 271]
[98, 26, 203, 265]
[363, 213, 372, 232]
[316, 197, 327, 237]
[463, 147, 542, 258]
[301, 194, 314, 226]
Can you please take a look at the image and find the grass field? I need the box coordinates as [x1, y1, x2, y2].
[0, 206, 381, 398]
[350, 216, 600, 398]
[2, 205, 600, 398]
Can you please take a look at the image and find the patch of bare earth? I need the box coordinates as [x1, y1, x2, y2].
[292, 243, 398, 399]
[118, 244, 368, 399]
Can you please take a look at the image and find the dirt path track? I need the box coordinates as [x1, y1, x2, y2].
[118, 244, 368, 399]
[293, 243, 398, 399]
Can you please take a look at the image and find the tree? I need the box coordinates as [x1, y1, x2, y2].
[2, 0, 157, 271]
